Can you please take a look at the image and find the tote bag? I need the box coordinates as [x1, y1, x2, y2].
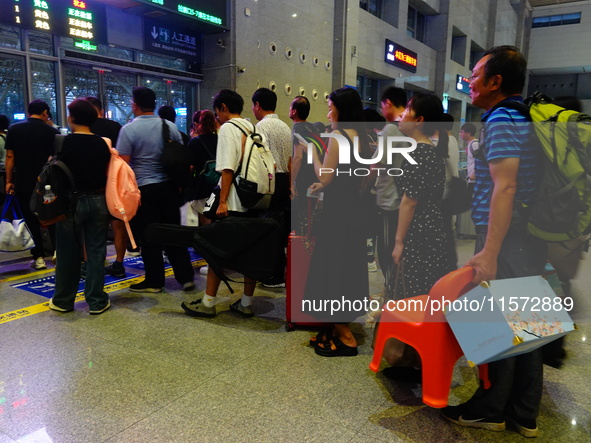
[0, 194, 35, 252]
[371, 261, 421, 367]
[446, 275, 575, 365]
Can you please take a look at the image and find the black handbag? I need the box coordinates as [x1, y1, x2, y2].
[202, 186, 221, 220]
[443, 176, 472, 215]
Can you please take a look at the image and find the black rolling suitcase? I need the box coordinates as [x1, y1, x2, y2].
[456, 209, 476, 239]
[455, 169, 476, 239]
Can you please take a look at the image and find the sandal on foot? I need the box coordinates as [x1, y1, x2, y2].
[309, 327, 333, 347]
[314, 336, 358, 357]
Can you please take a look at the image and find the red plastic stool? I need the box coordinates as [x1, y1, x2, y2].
[370, 267, 489, 408]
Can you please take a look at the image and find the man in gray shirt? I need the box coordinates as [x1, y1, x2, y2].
[117, 87, 194, 293]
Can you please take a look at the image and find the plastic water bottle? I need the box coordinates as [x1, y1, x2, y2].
[43, 185, 56, 204]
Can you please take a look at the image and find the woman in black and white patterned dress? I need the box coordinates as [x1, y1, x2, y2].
[393, 94, 455, 298]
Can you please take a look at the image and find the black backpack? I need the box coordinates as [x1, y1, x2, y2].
[161, 119, 192, 188]
[30, 136, 77, 227]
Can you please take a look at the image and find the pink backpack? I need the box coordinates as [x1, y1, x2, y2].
[104, 138, 141, 248]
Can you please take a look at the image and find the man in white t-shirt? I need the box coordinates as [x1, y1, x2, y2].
[460, 122, 479, 186]
[181, 89, 258, 318]
[252, 88, 291, 288]
[374, 87, 407, 298]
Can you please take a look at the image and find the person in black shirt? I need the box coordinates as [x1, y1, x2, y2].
[4, 100, 59, 269]
[84, 96, 129, 278]
[85, 96, 122, 144]
[48, 99, 111, 315]
[158, 105, 190, 145]
[186, 109, 219, 227]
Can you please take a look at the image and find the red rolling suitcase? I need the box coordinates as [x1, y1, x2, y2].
[285, 195, 326, 331]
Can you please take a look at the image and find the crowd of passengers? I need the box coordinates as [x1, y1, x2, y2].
[3, 45, 573, 438]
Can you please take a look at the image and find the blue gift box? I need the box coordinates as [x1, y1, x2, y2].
[445, 276, 575, 365]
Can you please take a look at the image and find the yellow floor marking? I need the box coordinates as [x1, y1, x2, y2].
[0, 268, 55, 284]
[0, 258, 206, 325]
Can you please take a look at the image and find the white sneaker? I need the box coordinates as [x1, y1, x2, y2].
[199, 266, 209, 275]
[30, 257, 47, 270]
[48, 298, 73, 312]
[368, 261, 378, 272]
[126, 247, 141, 257]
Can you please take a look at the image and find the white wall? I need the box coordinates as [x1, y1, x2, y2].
[449, 0, 489, 51]
[232, 0, 335, 123]
[199, 0, 531, 122]
[493, 0, 519, 46]
[528, 2, 591, 71]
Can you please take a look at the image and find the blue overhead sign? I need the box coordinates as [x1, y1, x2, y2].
[144, 17, 200, 61]
[456, 74, 471, 95]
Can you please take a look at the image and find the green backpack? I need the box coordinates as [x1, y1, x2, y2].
[523, 93, 591, 243]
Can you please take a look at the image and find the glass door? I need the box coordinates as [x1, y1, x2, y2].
[0, 54, 26, 123]
[104, 71, 136, 126]
[170, 81, 195, 135]
[30, 59, 58, 122]
[63, 65, 100, 107]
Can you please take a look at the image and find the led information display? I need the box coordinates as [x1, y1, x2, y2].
[384, 39, 417, 73]
[0, 0, 107, 49]
[136, 0, 227, 28]
[456, 74, 471, 95]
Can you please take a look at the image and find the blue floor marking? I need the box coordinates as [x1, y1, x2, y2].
[11, 251, 204, 298]
[12, 272, 141, 298]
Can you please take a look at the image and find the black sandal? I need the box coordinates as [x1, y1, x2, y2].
[309, 327, 333, 347]
[314, 336, 358, 357]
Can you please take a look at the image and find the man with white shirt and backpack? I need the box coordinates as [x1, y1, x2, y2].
[181, 89, 273, 318]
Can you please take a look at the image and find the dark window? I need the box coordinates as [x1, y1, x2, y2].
[562, 13, 582, 25]
[407, 6, 426, 42]
[360, 0, 382, 18]
[470, 46, 484, 71]
[532, 12, 581, 28]
[451, 35, 466, 66]
[357, 75, 380, 109]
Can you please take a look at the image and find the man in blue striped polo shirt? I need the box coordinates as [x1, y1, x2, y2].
[442, 46, 546, 438]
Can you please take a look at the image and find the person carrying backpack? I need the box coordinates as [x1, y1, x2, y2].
[441, 46, 546, 438]
[83, 96, 131, 279]
[181, 89, 273, 319]
[48, 99, 112, 315]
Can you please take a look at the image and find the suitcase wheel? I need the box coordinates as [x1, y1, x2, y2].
[285, 322, 296, 332]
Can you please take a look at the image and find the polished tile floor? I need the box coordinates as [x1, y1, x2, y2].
[0, 238, 589, 442]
